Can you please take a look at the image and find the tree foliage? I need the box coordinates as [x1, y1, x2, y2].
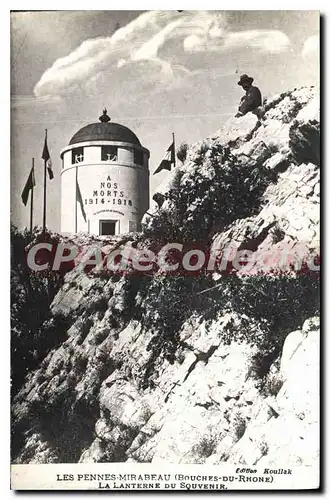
[11, 225, 68, 394]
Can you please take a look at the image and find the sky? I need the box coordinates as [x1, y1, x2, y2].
[11, 10, 320, 232]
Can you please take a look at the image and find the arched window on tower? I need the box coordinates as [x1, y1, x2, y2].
[101, 146, 118, 162]
[134, 149, 144, 166]
[72, 147, 84, 164]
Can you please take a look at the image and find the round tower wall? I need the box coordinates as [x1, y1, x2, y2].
[60, 141, 149, 235]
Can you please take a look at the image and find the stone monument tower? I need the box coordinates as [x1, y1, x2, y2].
[60, 109, 150, 235]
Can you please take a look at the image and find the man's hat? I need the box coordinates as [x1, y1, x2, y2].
[238, 74, 254, 86]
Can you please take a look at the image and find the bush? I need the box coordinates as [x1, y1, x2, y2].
[232, 412, 246, 441]
[229, 273, 319, 378]
[289, 119, 320, 166]
[11, 225, 69, 394]
[192, 433, 218, 459]
[25, 388, 100, 463]
[177, 142, 188, 164]
[128, 270, 319, 388]
[263, 372, 284, 397]
[144, 143, 276, 245]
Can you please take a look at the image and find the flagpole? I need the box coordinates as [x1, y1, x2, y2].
[172, 132, 176, 168]
[75, 165, 78, 233]
[30, 158, 34, 234]
[42, 129, 47, 233]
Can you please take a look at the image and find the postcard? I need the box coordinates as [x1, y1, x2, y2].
[11, 9, 320, 491]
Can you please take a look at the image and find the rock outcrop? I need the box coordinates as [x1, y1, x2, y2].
[12, 86, 319, 467]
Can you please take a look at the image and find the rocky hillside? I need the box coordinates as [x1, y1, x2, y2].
[12, 86, 320, 466]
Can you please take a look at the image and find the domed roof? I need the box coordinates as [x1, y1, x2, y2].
[69, 109, 141, 146]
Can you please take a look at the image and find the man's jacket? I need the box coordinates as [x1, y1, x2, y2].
[239, 86, 262, 115]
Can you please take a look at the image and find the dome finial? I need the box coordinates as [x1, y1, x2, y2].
[99, 108, 111, 123]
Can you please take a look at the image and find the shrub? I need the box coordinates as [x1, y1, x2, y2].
[232, 412, 246, 441]
[263, 372, 284, 397]
[289, 119, 320, 166]
[129, 270, 319, 388]
[192, 433, 218, 459]
[226, 273, 319, 378]
[11, 225, 69, 394]
[27, 388, 99, 463]
[271, 224, 286, 244]
[177, 142, 188, 164]
[144, 143, 276, 245]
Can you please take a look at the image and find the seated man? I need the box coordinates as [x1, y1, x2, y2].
[235, 74, 262, 118]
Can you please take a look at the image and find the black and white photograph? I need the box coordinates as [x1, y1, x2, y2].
[10, 9, 320, 490]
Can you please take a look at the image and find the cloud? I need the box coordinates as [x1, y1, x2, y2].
[302, 34, 319, 58]
[131, 19, 184, 61]
[184, 29, 291, 54]
[33, 11, 226, 98]
[34, 11, 290, 99]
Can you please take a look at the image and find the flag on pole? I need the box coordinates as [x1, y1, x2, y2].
[47, 159, 54, 180]
[153, 141, 175, 175]
[76, 179, 87, 222]
[21, 166, 35, 206]
[42, 136, 54, 179]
